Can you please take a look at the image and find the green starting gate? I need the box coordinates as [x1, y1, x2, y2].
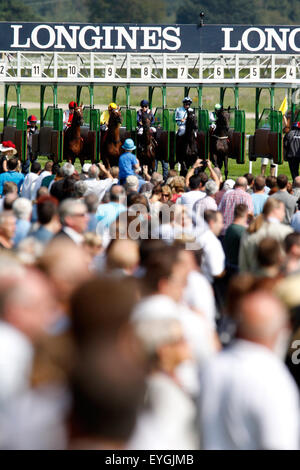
[2, 105, 27, 162]
[249, 108, 283, 165]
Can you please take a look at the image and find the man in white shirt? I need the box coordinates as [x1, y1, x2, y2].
[180, 173, 207, 218]
[198, 290, 300, 450]
[21, 161, 41, 200]
[31, 160, 53, 200]
[196, 210, 225, 283]
[84, 163, 117, 203]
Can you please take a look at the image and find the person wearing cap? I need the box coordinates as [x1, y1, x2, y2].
[137, 100, 156, 135]
[175, 97, 194, 136]
[100, 102, 118, 131]
[0, 141, 18, 174]
[63, 101, 77, 130]
[23, 115, 39, 175]
[284, 121, 300, 180]
[118, 138, 140, 186]
[209, 103, 222, 131]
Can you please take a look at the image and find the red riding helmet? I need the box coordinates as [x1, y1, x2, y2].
[28, 115, 37, 122]
[69, 101, 77, 109]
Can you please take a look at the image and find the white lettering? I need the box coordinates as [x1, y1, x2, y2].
[78, 26, 102, 50]
[222, 27, 241, 51]
[265, 28, 290, 51]
[242, 27, 266, 52]
[116, 26, 139, 50]
[162, 27, 181, 51]
[289, 28, 300, 52]
[31, 25, 56, 49]
[54, 25, 80, 49]
[11, 25, 30, 48]
[291, 340, 300, 365]
[102, 26, 114, 50]
[140, 27, 162, 50]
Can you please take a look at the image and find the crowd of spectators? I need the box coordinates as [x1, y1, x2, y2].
[0, 154, 299, 450]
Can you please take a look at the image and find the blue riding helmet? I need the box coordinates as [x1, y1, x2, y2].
[292, 122, 300, 129]
[140, 99, 149, 107]
[183, 97, 192, 105]
[122, 138, 136, 151]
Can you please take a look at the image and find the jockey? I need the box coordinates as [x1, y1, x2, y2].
[63, 101, 77, 130]
[100, 102, 118, 131]
[209, 103, 222, 131]
[175, 97, 193, 136]
[27, 115, 38, 165]
[137, 100, 156, 135]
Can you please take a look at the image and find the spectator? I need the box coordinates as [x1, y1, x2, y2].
[0, 182, 18, 212]
[194, 180, 218, 221]
[218, 177, 254, 234]
[31, 195, 60, 244]
[55, 199, 88, 245]
[31, 161, 54, 200]
[251, 176, 269, 216]
[270, 174, 297, 224]
[84, 164, 116, 202]
[41, 163, 61, 189]
[0, 157, 24, 196]
[119, 139, 139, 185]
[224, 203, 248, 276]
[198, 290, 300, 450]
[21, 161, 41, 200]
[0, 211, 16, 249]
[239, 198, 293, 273]
[12, 198, 32, 246]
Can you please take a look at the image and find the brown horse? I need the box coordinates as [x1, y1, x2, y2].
[63, 105, 84, 166]
[137, 112, 157, 173]
[176, 109, 199, 176]
[101, 108, 122, 168]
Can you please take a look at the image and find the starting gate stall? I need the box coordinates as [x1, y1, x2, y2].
[249, 107, 283, 165]
[0, 23, 300, 170]
[80, 105, 101, 163]
[32, 104, 63, 162]
[1, 84, 27, 162]
[119, 106, 137, 144]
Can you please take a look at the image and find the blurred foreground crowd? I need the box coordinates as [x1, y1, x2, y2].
[0, 156, 300, 449]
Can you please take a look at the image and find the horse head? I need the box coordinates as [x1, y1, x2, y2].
[215, 107, 230, 133]
[185, 109, 198, 133]
[109, 108, 122, 127]
[141, 111, 151, 129]
[73, 105, 84, 126]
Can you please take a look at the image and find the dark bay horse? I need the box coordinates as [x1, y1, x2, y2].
[137, 112, 157, 173]
[101, 108, 122, 168]
[176, 109, 199, 175]
[63, 105, 85, 166]
[210, 107, 231, 180]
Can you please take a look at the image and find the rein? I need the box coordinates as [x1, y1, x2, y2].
[212, 135, 229, 140]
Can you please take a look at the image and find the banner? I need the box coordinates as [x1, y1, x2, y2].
[0, 23, 300, 54]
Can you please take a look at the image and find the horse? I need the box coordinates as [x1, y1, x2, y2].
[63, 104, 85, 166]
[137, 111, 158, 173]
[210, 107, 231, 180]
[176, 109, 199, 176]
[101, 108, 122, 168]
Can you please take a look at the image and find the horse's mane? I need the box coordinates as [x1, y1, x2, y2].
[108, 109, 122, 128]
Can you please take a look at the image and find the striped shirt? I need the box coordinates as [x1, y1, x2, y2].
[218, 188, 254, 233]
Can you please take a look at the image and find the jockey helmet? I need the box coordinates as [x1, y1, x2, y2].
[108, 102, 118, 110]
[292, 122, 300, 129]
[183, 97, 192, 105]
[215, 103, 222, 111]
[69, 101, 77, 109]
[28, 115, 37, 123]
[140, 99, 149, 107]
[122, 138, 136, 151]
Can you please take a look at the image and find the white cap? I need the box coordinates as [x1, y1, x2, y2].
[223, 179, 235, 190]
[82, 163, 92, 173]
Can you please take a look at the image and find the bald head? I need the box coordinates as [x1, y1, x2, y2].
[236, 291, 289, 350]
[106, 239, 139, 274]
[235, 177, 247, 190]
[294, 176, 300, 188]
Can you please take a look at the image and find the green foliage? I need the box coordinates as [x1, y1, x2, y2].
[0, 0, 39, 20]
[87, 0, 167, 23]
[176, 0, 300, 24]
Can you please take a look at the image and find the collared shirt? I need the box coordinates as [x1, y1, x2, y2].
[84, 177, 118, 202]
[194, 195, 217, 222]
[196, 228, 225, 283]
[198, 339, 300, 450]
[270, 190, 297, 225]
[118, 152, 138, 181]
[21, 172, 39, 200]
[32, 171, 52, 200]
[0, 171, 25, 195]
[218, 188, 254, 233]
[175, 107, 194, 126]
[63, 227, 84, 245]
[180, 190, 206, 218]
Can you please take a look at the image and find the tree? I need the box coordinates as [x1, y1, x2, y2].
[0, 0, 39, 21]
[87, 0, 167, 23]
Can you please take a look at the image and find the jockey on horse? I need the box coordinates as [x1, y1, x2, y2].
[63, 101, 77, 130]
[100, 102, 119, 131]
[175, 97, 196, 137]
[209, 103, 222, 131]
[137, 100, 156, 136]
